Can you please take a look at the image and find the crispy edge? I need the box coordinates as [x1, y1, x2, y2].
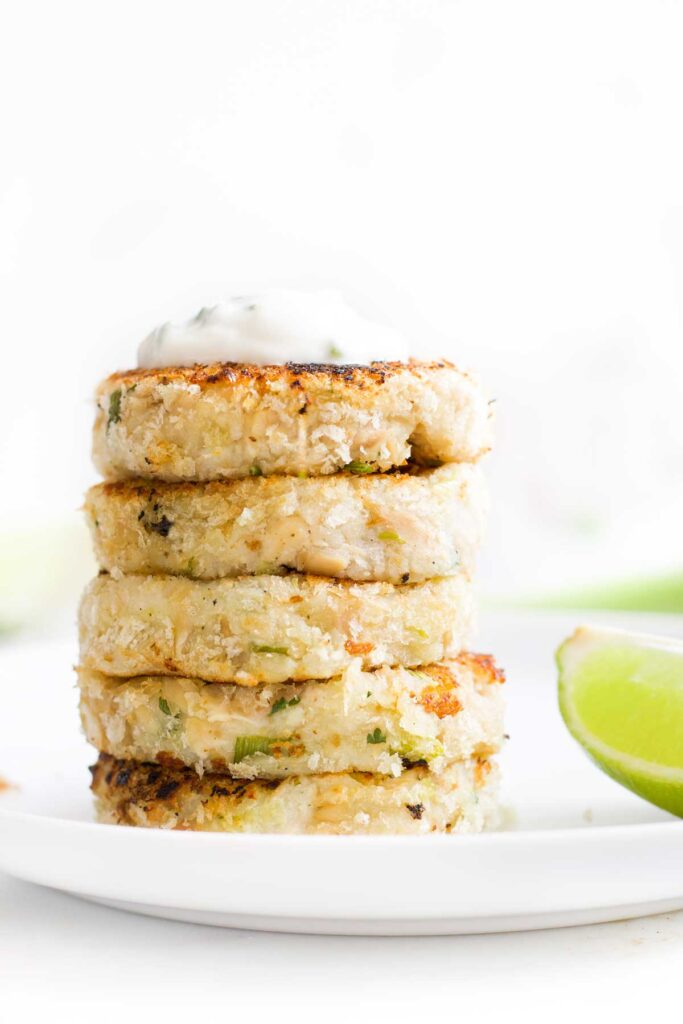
[90, 753, 283, 805]
[96, 359, 462, 395]
[87, 462, 458, 501]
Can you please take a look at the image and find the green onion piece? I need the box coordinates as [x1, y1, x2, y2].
[158, 697, 181, 731]
[249, 465, 263, 476]
[269, 695, 301, 715]
[377, 529, 404, 543]
[252, 643, 289, 655]
[367, 727, 386, 744]
[107, 389, 122, 427]
[327, 343, 344, 359]
[233, 736, 274, 762]
[344, 461, 376, 474]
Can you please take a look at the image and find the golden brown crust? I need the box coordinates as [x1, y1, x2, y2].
[90, 753, 501, 834]
[93, 461, 451, 498]
[78, 655, 505, 778]
[93, 359, 493, 481]
[84, 462, 486, 585]
[91, 752, 283, 806]
[78, 572, 475, 685]
[99, 359, 459, 393]
[415, 655, 504, 718]
[455, 652, 506, 685]
[417, 667, 464, 719]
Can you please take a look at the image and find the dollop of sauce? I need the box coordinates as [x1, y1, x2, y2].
[137, 289, 410, 368]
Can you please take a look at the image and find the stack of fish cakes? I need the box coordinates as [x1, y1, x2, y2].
[79, 360, 504, 834]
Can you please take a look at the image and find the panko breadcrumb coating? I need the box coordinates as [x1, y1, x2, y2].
[78, 653, 505, 779]
[78, 572, 475, 685]
[84, 464, 487, 584]
[93, 361, 492, 482]
[90, 753, 500, 834]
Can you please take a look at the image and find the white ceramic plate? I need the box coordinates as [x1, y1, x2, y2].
[1, 609, 682, 935]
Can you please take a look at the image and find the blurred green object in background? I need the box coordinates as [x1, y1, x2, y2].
[0, 521, 96, 635]
[526, 574, 683, 614]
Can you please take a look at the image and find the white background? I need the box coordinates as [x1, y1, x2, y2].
[2, 0, 683, 608]
[1, 869, 682, 1021]
[2, 1, 683, 1016]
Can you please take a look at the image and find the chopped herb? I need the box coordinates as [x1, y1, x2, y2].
[377, 529, 404, 543]
[344, 461, 376, 475]
[185, 556, 197, 578]
[107, 389, 122, 427]
[297, 470, 308, 479]
[367, 727, 386, 744]
[327, 343, 344, 359]
[158, 697, 172, 716]
[366, 690, 372, 698]
[158, 696, 181, 729]
[233, 735, 274, 762]
[269, 695, 301, 715]
[252, 643, 289, 655]
[249, 465, 263, 477]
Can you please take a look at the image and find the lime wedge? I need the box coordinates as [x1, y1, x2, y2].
[557, 626, 683, 817]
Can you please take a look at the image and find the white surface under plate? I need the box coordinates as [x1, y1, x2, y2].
[0, 608, 682, 935]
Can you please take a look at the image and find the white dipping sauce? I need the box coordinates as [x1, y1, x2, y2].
[137, 289, 410, 368]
